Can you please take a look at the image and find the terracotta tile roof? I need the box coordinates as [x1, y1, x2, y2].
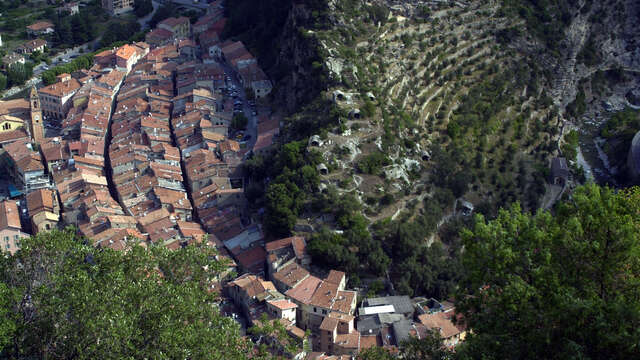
[218, 139, 240, 153]
[138, 208, 171, 227]
[176, 220, 206, 242]
[0, 98, 29, 116]
[267, 299, 298, 311]
[235, 246, 266, 273]
[0, 200, 21, 230]
[159, 16, 189, 28]
[331, 290, 356, 314]
[309, 281, 340, 309]
[325, 270, 345, 286]
[16, 153, 44, 172]
[418, 311, 463, 339]
[39, 77, 82, 97]
[26, 188, 56, 215]
[266, 236, 307, 260]
[285, 275, 322, 305]
[116, 45, 137, 61]
[146, 28, 173, 40]
[228, 273, 275, 298]
[27, 21, 53, 31]
[41, 140, 70, 163]
[153, 187, 191, 211]
[0, 128, 29, 145]
[319, 316, 339, 332]
[18, 39, 48, 53]
[359, 335, 381, 350]
[96, 69, 126, 89]
[272, 263, 309, 289]
[144, 217, 178, 243]
[335, 331, 360, 349]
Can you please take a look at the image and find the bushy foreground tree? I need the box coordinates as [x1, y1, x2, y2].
[456, 184, 640, 359]
[0, 228, 258, 359]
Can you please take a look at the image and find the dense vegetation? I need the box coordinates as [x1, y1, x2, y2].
[456, 184, 640, 359]
[47, 6, 99, 47]
[41, 53, 95, 85]
[361, 184, 640, 359]
[241, 0, 558, 298]
[2, 63, 33, 89]
[0, 229, 258, 359]
[134, 0, 154, 18]
[500, 0, 577, 54]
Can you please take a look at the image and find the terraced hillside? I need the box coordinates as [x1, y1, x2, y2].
[232, 0, 566, 297]
[297, 0, 558, 220]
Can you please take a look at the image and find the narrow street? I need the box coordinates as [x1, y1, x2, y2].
[219, 61, 259, 153]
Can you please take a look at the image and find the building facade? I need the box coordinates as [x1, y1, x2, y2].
[101, 0, 133, 15]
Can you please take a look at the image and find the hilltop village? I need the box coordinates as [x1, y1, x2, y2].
[0, 2, 465, 358]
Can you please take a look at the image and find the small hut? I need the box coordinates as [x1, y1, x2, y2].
[550, 157, 569, 185]
[309, 135, 323, 147]
[316, 163, 329, 175]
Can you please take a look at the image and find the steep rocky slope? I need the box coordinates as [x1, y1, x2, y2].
[229, 0, 639, 296]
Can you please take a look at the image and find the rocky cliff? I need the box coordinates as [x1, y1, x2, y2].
[511, 0, 640, 111]
[271, 2, 333, 114]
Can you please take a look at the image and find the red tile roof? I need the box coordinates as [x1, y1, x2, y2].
[235, 246, 266, 273]
[27, 21, 53, 31]
[285, 275, 322, 305]
[0, 200, 21, 230]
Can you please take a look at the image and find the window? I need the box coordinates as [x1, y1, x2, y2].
[4, 236, 8, 242]
[5, 244, 9, 249]
[14, 235, 19, 240]
[313, 307, 317, 313]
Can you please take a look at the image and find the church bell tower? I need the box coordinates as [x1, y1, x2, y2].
[29, 87, 44, 144]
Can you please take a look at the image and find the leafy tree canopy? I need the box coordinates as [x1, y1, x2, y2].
[456, 184, 640, 359]
[0, 228, 259, 359]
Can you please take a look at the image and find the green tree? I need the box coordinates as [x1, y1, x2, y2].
[401, 332, 453, 360]
[70, 14, 90, 44]
[0, 74, 7, 91]
[0, 283, 16, 353]
[232, 113, 248, 131]
[457, 184, 640, 360]
[263, 183, 298, 237]
[358, 346, 394, 360]
[358, 332, 453, 359]
[6, 63, 33, 87]
[134, 0, 153, 18]
[0, 228, 259, 359]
